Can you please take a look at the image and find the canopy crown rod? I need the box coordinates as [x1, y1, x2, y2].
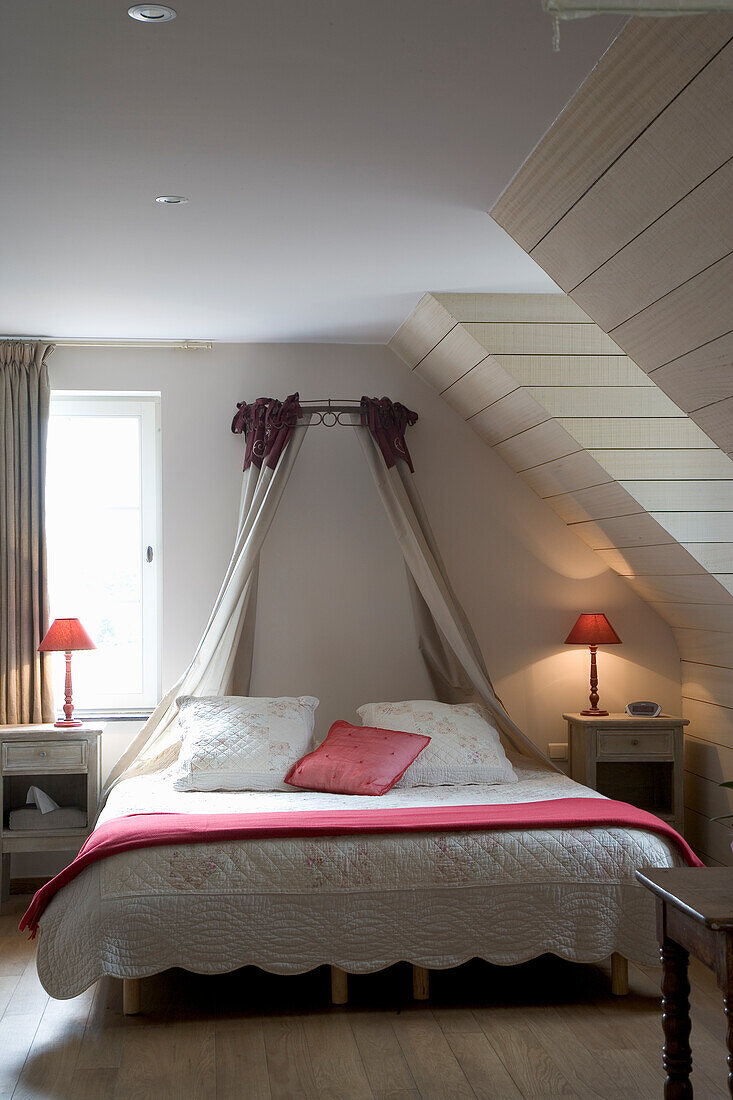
[297, 399, 365, 425]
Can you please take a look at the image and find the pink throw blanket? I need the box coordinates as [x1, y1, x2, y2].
[20, 797, 702, 937]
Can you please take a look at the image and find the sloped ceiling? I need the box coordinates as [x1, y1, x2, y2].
[491, 13, 733, 459]
[489, 12, 733, 866]
[389, 291, 733, 865]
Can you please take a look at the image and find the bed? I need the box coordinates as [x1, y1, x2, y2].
[32, 751, 688, 1008]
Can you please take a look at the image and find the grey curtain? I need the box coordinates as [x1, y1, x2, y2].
[0, 341, 55, 724]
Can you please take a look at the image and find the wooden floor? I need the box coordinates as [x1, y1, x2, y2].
[0, 895, 729, 1099]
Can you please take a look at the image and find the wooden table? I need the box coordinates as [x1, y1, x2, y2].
[636, 866, 733, 1098]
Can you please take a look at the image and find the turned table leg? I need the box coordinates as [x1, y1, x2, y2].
[660, 939, 693, 1100]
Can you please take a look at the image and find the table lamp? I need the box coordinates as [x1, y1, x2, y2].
[38, 618, 96, 727]
[564, 612, 621, 716]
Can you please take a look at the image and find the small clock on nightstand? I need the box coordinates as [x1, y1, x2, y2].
[563, 712, 688, 833]
[0, 723, 103, 908]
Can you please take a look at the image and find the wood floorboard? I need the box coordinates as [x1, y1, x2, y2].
[262, 1015, 320, 1099]
[68, 1067, 120, 1100]
[523, 1003, 635, 1098]
[349, 1011, 420, 1099]
[472, 1005, 579, 1097]
[0, 904, 731, 1099]
[431, 1008, 523, 1099]
[0, 970, 19, 1011]
[302, 1014, 374, 1099]
[215, 1019, 271, 1100]
[12, 986, 96, 1100]
[0, 1012, 47, 1100]
[392, 1010, 476, 1099]
[114, 1020, 217, 1100]
[74, 978, 127, 1072]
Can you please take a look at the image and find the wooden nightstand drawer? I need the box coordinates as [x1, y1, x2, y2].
[2, 739, 87, 773]
[597, 730, 673, 758]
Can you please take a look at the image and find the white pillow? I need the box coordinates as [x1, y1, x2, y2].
[172, 695, 319, 791]
[356, 700, 517, 787]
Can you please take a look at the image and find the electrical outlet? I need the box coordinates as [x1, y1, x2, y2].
[548, 742, 568, 762]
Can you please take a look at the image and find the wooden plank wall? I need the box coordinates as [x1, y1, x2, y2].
[489, 13, 733, 865]
[389, 293, 733, 865]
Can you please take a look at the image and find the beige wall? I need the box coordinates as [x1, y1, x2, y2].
[49, 341, 682, 744]
[19, 340, 682, 877]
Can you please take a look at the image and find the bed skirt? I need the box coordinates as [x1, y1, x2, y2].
[37, 871, 659, 998]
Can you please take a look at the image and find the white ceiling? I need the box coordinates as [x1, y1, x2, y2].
[0, 1, 622, 342]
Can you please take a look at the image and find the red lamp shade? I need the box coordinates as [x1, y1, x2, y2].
[38, 618, 96, 653]
[564, 613, 621, 647]
[38, 619, 95, 727]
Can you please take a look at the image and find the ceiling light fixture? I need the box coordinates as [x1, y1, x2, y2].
[128, 4, 177, 22]
[155, 195, 188, 204]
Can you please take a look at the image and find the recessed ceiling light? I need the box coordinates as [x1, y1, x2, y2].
[128, 5, 177, 22]
[155, 195, 188, 204]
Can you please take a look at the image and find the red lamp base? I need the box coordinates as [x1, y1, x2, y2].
[55, 652, 82, 728]
[581, 708, 609, 717]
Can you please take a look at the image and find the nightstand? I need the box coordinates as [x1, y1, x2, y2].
[0, 723, 103, 907]
[563, 713, 688, 833]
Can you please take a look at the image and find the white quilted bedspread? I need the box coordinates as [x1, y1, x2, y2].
[36, 755, 683, 997]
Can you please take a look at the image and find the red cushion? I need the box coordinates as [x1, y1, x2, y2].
[284, 720, 431, 796]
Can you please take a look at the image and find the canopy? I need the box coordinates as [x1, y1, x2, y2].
[100, 393, 552, 811]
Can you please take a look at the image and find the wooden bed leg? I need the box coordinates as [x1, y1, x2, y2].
[330, 966, 348, 1005]
[412, 965, 430, 1001]
[122, 978, 141, 1016]
[611, 953, 629, 996]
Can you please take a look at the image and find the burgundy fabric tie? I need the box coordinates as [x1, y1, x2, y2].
[231, 392, 304, 470]
[359, 396, 418, 471]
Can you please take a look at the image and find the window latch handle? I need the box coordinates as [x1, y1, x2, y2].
[146, 546, 154, 563]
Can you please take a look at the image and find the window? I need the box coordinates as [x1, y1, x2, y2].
[46, 393, 161, 713]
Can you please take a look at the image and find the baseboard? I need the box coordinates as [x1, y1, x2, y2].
[10, 877, 48, 895]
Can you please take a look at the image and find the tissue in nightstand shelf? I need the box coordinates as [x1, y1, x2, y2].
[26, 785, 60, 814]
[8, 786, 87, 831]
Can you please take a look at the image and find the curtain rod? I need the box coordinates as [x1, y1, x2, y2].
[0, 338, 212, 350]
[298, 400, 363, 425]
[300, 401, 361, 412]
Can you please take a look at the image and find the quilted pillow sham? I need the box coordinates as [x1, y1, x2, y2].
[172, 695, 319, 791]
[284, 720, 431, 795]
[356, 699, 517, 787]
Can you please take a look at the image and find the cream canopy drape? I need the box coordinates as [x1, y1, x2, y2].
[100, 407, 312, 806]
[0, 341, 55, 725]
[355, 427, 551, 766]
[103, 392, 552, 807]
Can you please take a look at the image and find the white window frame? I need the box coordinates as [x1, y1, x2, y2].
[48, 391, 162, 715]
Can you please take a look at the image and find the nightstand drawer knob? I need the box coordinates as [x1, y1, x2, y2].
[631, 739, 639, 747]
[39, 750, 47, 757]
